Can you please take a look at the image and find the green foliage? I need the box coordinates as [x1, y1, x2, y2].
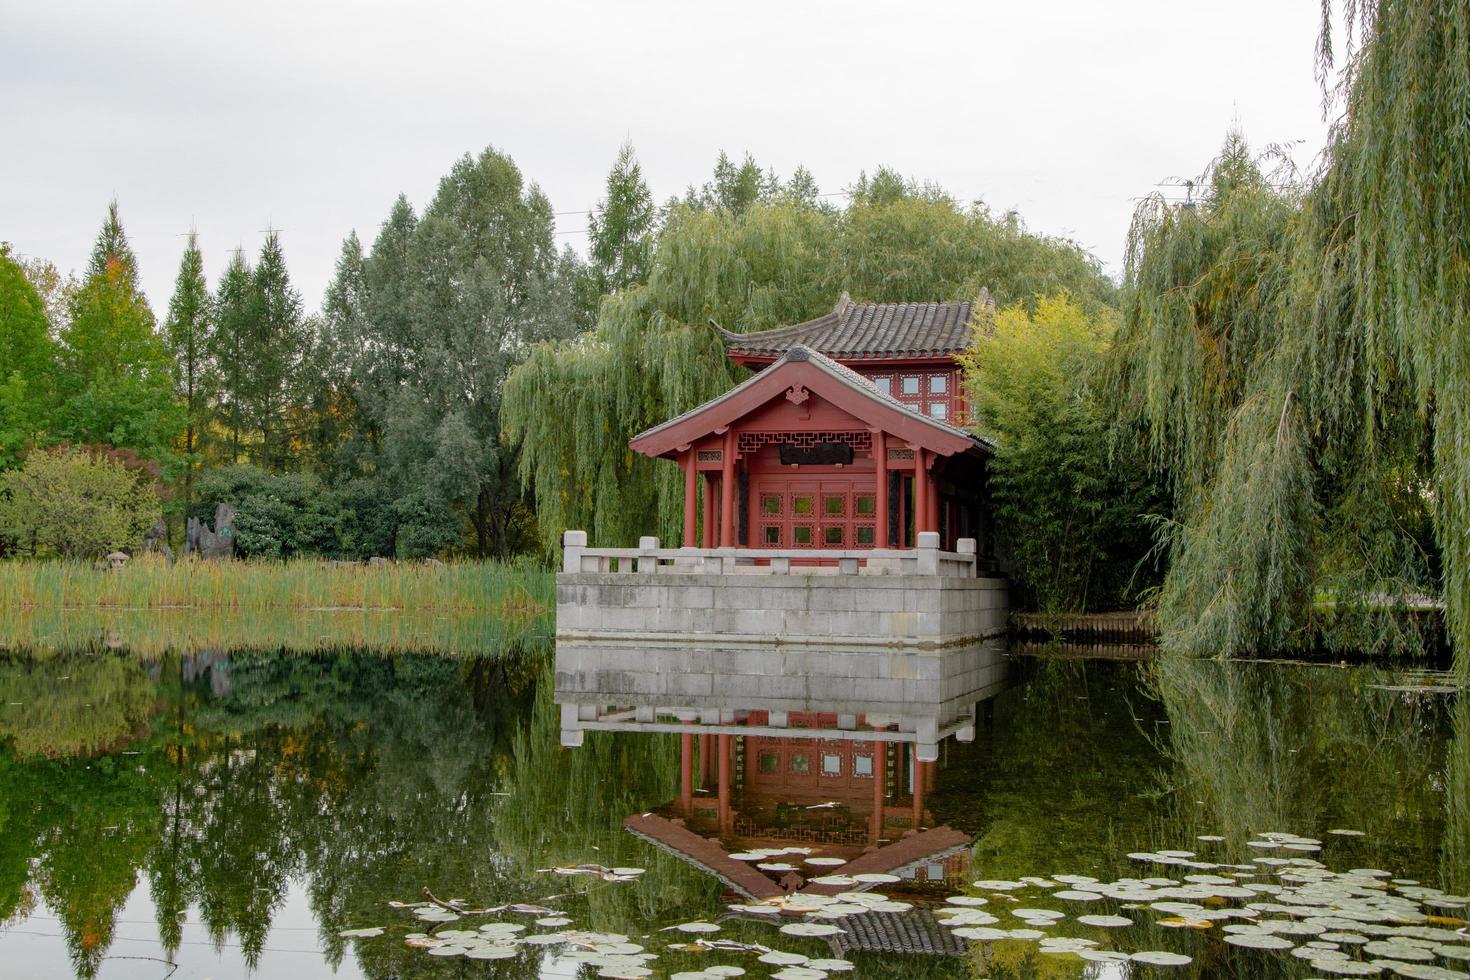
[0, 245, 60, 468]
[328, 147, 585, 557]
[1114, 77, 1450, 660]
[505, 158, 1116, 554]
[588, 142, 656, 295]
[960, 294, 1163, 611]
[243, 232, 312, 470]
[54, 203, 181, 462]
[162, 233, 213, 503]
[0, 446, 160, 559]
[208, 249, 254, 463]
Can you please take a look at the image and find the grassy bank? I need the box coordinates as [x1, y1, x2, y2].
[0, 557, 551, 613]
[0, 558, 554, 656]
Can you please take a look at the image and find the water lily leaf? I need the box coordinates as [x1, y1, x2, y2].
[756, 863, 798, 872]
[780, 923, 844, 937]
[852, 873, 901, 883]
[611, 867, 646, 876]
[1131, 951, 1193, 965]
[804, 857, 847, 866]
[1080, 950, 1132, 962]
[770, 970, 826, 980]
[1224, 933, 1296, 949]
[945, 896, 989, 907]
[1053, 890, 1103, 902]
[537, 917, 572, 927]
[1076, 914, 1133, 928]
[809, 874, 856, 886]
[807, 959, 854, 971]
[1198, 835, 1227, 842]
[1310, 961, 1384, 976]
[1330, 829, 1368, 837]
[973, 879, 1025, 890]
[466, 946, 518, 960]
[1007, 928, 1047, 940]
[951, 927, 1009, 941]
[339, 927, 384, 938]
[706, 968, 748, 977]
[673, 922, 721, 934]
[757, 951, 809, 965]
[427, 945, 468, 956]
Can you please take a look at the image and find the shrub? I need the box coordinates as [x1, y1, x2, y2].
[0, 445, 161, 559]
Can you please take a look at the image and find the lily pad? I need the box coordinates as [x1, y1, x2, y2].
[466, 946, 518, 960]
[1131, 950, 1193, 965]
[780, 922, 844, 937]
[805, 857, 847, 866]
[1077, 914, 1133, 928]
[339, 927, 384, 938]
[1224, 933, 1296, 949]
[852, 873, 901, 883]
[757, 952, 809, 965]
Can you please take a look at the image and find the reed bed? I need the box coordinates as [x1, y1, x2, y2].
[0, 605, 551, 658]
[0, 556, 552, 616]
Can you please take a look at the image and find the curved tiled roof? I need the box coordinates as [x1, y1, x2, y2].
[717, 289, 994, 361]
[628, 344, 991, 456]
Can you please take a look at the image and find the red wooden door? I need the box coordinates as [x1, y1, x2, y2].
[752, 476, 878, 549]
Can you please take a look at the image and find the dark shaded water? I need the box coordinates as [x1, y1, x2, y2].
[0, 642, 1464, 979]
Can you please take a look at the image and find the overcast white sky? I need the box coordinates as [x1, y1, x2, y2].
[1, 0, 1331, 315]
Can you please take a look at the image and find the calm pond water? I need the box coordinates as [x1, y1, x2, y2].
[0, 640, 1464, 979]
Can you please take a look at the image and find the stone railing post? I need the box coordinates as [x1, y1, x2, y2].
[838, 556, 859, 575]
[771, 556, 791, 574]
[637, 536, 660, 573]
[562, 530, 587, 573]
[956, 537, 977, 577]
[916, 531, 940, 575]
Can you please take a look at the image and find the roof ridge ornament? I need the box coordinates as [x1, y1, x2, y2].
[785, 345, 811, 362]
[833, 290, 853, 320]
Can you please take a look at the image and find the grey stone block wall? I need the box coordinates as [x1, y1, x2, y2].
[556, 572, 1008, 649]
[554, 638, 1009, 718]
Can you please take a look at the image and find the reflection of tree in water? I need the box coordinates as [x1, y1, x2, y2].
[1444, 695, 1469, 893]
[0, 652, 157, 758]
[1149, 658, 1454, 880]
[493, 666, 716, 930]
[933, 658, 1166, 882]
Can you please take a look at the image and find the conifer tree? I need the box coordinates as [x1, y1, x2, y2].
[244, 231, 310, 470]
[55, 201, 181, 459]
[163, 232, 213, 504]
[588, 142, 656, 295]
[209, 249, 254, 464]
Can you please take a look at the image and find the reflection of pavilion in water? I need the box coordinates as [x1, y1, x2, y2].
[622, 709, 987, 957]
[556, 638, 1007, 954]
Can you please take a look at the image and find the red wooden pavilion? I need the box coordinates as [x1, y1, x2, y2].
[628, 293, 995, 556]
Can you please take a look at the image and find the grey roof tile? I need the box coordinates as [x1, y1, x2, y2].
[717, 290, 994, 360]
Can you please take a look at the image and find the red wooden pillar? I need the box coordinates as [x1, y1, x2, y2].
[682, 450, 697, 547]
[679, 730, 694, 813]
[717, 733, 732, 831]
[912, 757, 926, 828]
[873, 430, 888, 547]
[719, 431, 735, 547]
[928, 457, 942, 538]
[702, 475, 717, 549]
[871, 740, 887, 840]
[699, 733, 714, 786]
[914, 449, 931, 534]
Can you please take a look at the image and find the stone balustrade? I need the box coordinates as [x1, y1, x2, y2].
[560, 530, 979, 578]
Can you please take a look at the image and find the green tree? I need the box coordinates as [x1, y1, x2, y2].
[588, 142, 656, 296]
[505, 159, 1115, 555]
[209, 249, 254, 464]
[162, 232, 213, 507]
[0, 445, 161, 559]
[53, 202, 181, 460]
[358, 147, 583, 557]
[960, 294, 1162, 611]
[243, 232, 311, 470]
[0, 244, 60, 468]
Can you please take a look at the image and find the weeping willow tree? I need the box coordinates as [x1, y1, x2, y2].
[504, 166, 1114, 554]
[1115, 0, 1467, 668]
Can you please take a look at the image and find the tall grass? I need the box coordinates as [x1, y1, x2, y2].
[0, 557, 555, 657]
[0, 556, 551, 614]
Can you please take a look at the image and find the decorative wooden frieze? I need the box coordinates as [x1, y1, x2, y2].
[887, 448, 916, 461]
[738, 431, 873, 456]
[696, 450, 723, 463]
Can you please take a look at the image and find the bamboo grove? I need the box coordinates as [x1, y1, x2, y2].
[1112, 0, 1470, 672]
